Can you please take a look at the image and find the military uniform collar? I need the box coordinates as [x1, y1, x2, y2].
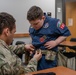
[0, 39, 9, 49]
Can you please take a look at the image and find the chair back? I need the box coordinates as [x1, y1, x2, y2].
[70, 38, 76, 42]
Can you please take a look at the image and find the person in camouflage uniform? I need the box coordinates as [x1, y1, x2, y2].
[0, 12, 42, 75]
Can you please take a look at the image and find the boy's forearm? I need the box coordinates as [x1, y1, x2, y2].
[55, 36, 67, 45]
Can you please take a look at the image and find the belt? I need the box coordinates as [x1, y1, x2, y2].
[36, 49, 57, 61]
[36, 49, 56, 55]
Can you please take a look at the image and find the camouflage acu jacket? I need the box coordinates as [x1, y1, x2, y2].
[0, 39, 37, 75]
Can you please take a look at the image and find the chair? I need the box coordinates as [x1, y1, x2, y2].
[15, 41, 25, 45]
[15, 41, 25, 59]
[16, 41, 31, 65]
[70, 38, 76, 70]
[69, 38, 76, 51]
[70, 38, 76, 42]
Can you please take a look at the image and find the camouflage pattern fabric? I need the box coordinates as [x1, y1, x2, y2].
[0, 39, 37, 75]
[35, 49, 56, 61]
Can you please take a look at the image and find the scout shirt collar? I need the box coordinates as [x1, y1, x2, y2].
[43, 16, 50, 28]
[43, 16, 50, 25]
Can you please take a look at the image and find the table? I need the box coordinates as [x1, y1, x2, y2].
[59, 41, 76, 52]
[59, 41, 76, 47]
[26, 66, 76, 75]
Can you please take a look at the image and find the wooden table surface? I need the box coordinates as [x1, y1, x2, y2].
[24, 66, 76, 75]
[60, 41, 76, 47]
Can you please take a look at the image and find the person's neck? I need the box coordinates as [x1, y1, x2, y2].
[0, 35, 8, 45]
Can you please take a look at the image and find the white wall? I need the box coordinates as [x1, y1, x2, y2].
[0, 0, 55, 33]
[0, 0, 55, 44]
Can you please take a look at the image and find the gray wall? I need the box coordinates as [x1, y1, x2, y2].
[55, 0, 63, 22]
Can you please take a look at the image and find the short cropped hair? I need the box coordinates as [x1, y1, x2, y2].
[0, 12, 16, 34]
[27, 6, 44, 21]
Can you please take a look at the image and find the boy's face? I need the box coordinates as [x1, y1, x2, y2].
[29, 16, 45, 30]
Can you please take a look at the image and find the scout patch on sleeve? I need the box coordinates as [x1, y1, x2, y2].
[57, 21, 65, 29]
[43, 23, 49, 28]
[60, 23, 65, 29]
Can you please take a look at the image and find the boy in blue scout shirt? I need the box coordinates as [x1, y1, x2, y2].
[27, 6, 71, 70]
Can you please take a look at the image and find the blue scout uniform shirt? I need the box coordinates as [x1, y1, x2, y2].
[29, 16, 71, 70]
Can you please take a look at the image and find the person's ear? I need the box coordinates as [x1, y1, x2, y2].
[3, 28, 10, 36]
[42, 16, 45, 20]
